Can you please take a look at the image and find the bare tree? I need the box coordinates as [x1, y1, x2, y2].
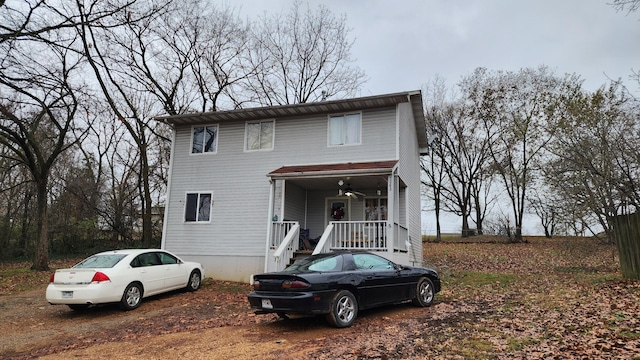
[546, 82, 639, 241]
[0, 37, 88, 269]
[611, 0, 640, 14]
[245, 1, 366, 105]
[461, 66, 578, 242]
[427, 101, 493, 237]
[527, 187, 561, 238]
[420, 126, 447, 242]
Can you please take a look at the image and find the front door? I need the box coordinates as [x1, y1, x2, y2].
[325, 198, 349, 224]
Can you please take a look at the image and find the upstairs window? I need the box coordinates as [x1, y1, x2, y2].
[328, 113, 361, 146]
[191, 125, 218, 154]
[245, 120, 274, 151]
[185, 192, 212, 222]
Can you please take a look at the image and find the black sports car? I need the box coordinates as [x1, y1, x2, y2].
[247, 251, 440, 327]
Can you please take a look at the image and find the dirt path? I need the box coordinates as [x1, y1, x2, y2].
[0, 281, 434, 359]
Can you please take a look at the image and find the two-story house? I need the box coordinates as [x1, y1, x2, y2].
[156, 91, 428, 282]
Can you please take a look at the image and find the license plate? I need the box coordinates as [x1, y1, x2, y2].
[261, 299, 273, 309]
[62, 291, 73, 299]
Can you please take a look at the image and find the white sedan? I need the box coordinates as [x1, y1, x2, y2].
[46, 249, 203, 311]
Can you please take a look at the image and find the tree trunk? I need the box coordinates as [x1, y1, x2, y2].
[31, 178, 49, 271]
[461, 214, 470, 237]
[434, 198, 442, 243]
[513, 225, 523, 243]
[140, 141, 153, 247]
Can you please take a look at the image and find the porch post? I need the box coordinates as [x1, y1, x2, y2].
[387, 173, 394, 253]
[263, 179, 276, 272]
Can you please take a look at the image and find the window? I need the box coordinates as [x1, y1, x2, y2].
[157, 252, 178, 265]
[191, 125, 218, 154]
[365, 198, 387, 221]
[245, 120, 274, 151]
[74, 254, 126, 268]
[328, 113, 361, 146]
[136, 253, 162, 267]
[281, 254, 344, 273]
[185, 192, 212, 222]
[353, 253, 393, 270]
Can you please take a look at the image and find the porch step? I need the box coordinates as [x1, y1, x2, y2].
[289, 250, 313, 266]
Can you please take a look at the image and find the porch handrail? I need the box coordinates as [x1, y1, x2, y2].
[312, 223, 334, 255]
[272, 223, 300, 272]
[394, 223, 409, 252]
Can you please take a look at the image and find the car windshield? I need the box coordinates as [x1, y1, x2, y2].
[73, 254, 127, 268]
[282, 254, 343, 273]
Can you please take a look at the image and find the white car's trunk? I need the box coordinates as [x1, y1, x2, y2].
[53, 269, 98, 284]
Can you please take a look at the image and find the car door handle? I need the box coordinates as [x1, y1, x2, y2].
[366, 276, 374, 280]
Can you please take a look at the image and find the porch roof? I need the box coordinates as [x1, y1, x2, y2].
[268, 160, 398, 179]
[269, 160, 404, 192]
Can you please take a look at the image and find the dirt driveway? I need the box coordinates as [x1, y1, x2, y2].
[1, 279, 439, 359]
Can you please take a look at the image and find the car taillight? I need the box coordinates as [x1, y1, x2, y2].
[91, 272, 111, 283]
[282, 280, 310, 289]
[49, 273, 55, 283]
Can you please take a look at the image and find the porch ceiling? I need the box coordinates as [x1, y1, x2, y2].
[268, 160, 401, 191]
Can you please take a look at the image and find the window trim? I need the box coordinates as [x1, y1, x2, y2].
[327, 112, 362, 147]
[184, 191, 213, 223]
[244, 119, 275, 152]
[190, 124, 219, 155]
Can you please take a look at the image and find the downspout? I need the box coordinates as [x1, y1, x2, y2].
[263, 178, 276, 272]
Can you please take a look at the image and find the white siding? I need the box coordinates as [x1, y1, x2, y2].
[397, 102, 423, 265]
[163, 107, 400, 281]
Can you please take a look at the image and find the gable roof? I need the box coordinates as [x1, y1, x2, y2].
[155, 91, 427, 147]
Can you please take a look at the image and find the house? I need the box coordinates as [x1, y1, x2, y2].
[156, 91, 429, 283]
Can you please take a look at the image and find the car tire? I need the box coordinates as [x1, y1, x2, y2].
[186, 270, 201, 291]
[325, 290, 358, 328]
[412, 277, 435, 307]
[120, 282, 143, 311]
[68, 304, 90, 311]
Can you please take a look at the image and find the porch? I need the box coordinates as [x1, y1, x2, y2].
[265, 220, 409, 273]
[263, 160, 413, 273]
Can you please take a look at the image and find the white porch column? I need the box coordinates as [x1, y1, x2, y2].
[263, 179, 276, 272]
[386, 173, 394, 253]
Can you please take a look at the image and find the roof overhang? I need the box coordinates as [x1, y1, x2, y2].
[155, 91, 427, 147]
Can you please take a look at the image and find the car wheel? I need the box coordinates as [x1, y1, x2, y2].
[68, 304, 90, 311]
[186, 270, 201, 291]
[120, 282, 143, 311]
[325, 290, 358, 328]
[412, 277, 435, 307]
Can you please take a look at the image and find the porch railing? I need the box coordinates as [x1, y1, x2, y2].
[394, 223, 409, 252]
[270, 221, 298, 249]
[265, 221, 300, 273]
[267, 221, 409, 269]
[313, 221, 387, 254]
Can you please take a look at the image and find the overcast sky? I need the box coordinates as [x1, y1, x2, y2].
[236, 0, 639, 234]
[236, 0, 640, 98]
